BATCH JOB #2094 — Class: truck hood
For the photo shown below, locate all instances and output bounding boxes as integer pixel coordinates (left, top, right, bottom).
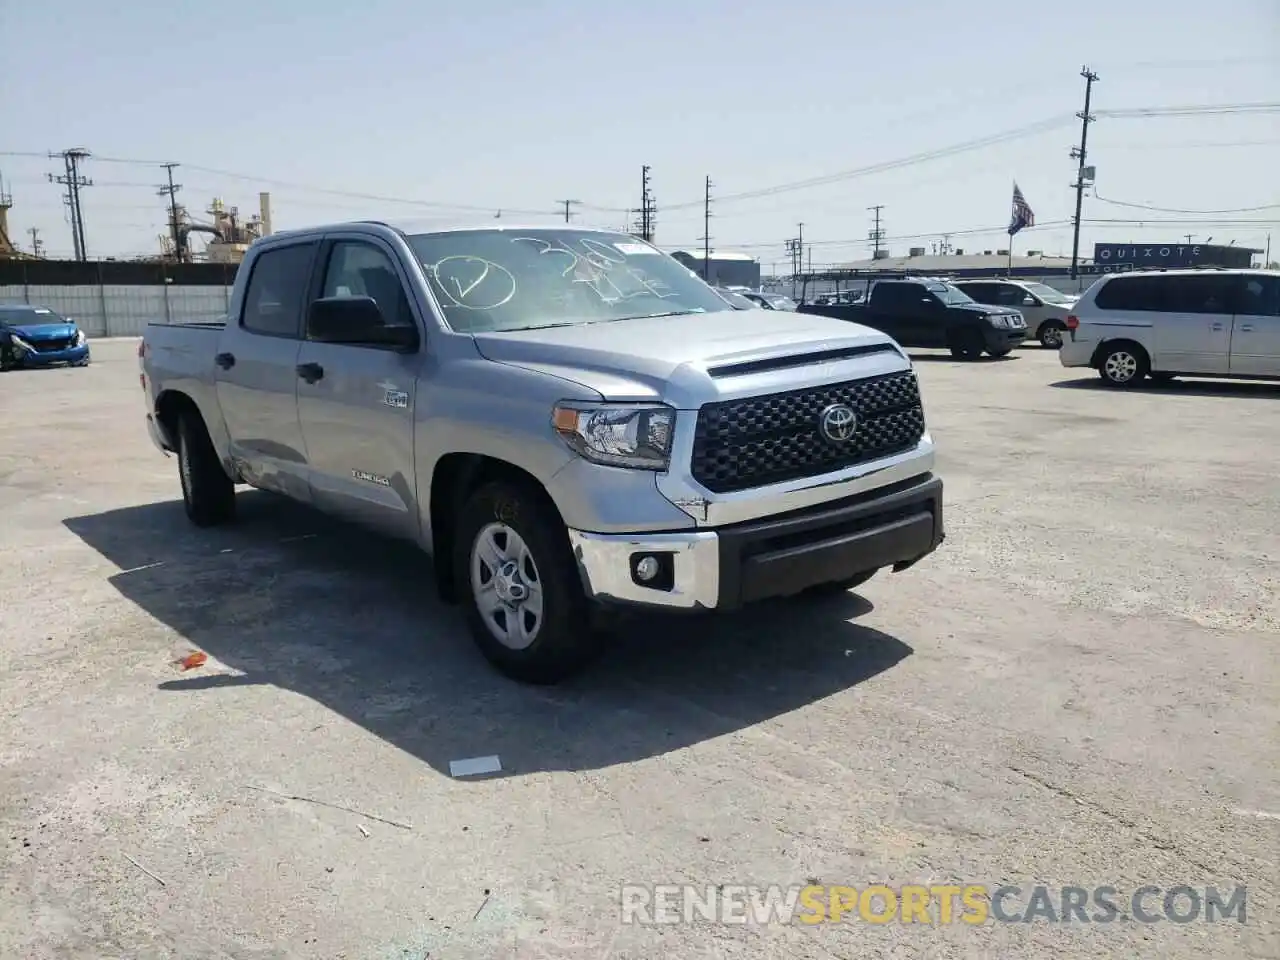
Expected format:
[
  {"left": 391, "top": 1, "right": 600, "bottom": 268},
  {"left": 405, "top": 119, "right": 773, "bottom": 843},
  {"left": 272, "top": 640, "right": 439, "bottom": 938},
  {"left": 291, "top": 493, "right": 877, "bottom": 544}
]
[
  {"left": 471, "top": 308, "right": 907, "bottom": 406},
  {"left": 951, "top": 302, "right": 1020, "bottom": 317},
  {"left": 6, "top": 321, "right": 77, "bottom": 339}
]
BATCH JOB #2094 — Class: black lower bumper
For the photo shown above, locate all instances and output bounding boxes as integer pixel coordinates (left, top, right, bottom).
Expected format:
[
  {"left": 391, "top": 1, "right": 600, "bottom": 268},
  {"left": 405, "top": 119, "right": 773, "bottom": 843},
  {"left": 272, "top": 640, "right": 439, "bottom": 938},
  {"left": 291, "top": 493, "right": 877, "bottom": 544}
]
[
  {"left": 983, "top": 327, "right": 1027, "bottom": 350},
  {"left": 715, "top": 473, "right": 944, "bottom": 609}
]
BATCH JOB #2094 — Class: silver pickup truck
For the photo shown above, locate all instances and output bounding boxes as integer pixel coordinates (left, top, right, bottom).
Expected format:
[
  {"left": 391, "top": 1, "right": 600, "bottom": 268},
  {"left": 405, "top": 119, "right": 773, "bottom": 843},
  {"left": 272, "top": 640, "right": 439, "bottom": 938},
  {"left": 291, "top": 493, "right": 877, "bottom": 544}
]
[{"left": 140, "top": 221, "right": 944, "bottom": 682}]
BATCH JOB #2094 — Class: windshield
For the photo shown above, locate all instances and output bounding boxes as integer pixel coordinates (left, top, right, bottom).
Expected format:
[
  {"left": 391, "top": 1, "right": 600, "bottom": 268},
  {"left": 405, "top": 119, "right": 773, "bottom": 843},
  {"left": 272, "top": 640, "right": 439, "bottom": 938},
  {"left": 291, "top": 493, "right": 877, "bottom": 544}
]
[
  {"left": 925, "top": 282, "right": 975, "bottom": 305},
  {"left": 0, "top": 306, "right": 64, "bottom": 326},
  {"left": 1020, "top": 282, "right": 1076, "bottom": 304},
  {"left": 405, "top": 229, "right": 734, "bottom": 332},
  {"left": 766, "top": 295, "right": 798, "bottom": 311},
  {"left": 715, "top": 288, "right": 756, "bottom": 310}
]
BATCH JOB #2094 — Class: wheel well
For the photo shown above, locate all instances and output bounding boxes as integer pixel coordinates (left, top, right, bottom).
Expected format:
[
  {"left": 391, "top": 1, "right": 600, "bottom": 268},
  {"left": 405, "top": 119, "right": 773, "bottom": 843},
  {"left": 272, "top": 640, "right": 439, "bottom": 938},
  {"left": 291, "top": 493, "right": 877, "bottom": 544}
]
[
  {"left": 155, "top": 390, "right": 201, "bottom": 450},
  {"left": 1090, "top": 338, "right": 1150, "bottom": 369},
  {"left": 429, "top": 453, "right": 566, "bottom": 603}
]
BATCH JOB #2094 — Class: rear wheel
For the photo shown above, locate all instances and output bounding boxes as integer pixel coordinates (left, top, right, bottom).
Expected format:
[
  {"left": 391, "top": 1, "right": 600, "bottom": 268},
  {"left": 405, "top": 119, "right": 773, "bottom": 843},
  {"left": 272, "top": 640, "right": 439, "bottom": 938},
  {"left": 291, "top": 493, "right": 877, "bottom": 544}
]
[
  {"left": 1097, "top": 342, "right": 1149, "bottom": 388},
  {"left": 455, "top": 480, "right": 598, "bottom": 684},
  {"left": 1038, "top": 321, "right": 1066, "bottom": 349},
  {"left": 177, "top": 411, "right": 236, "bottom": 526}
]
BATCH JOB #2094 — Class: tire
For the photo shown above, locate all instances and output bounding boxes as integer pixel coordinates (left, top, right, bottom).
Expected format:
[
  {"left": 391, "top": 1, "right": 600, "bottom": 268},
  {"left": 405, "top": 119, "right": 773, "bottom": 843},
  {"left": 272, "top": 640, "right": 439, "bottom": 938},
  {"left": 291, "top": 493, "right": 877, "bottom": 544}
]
[
  {"left": 801, "top": 567, "right": 879, "bottom": 596},
  {"left": 177, "top": 410, "right": 236, "bottom": 527},
  {"left": 1097, "top": 342, "right": 1150, "bottom": 388},
  {"left": 948, "top": 329, "right": 985, "bottom": 361},
  {"left": 454, "top": 479, "right": 597, "bottom": 684},
  {"left": 987, "top": 347, "right": 1012, "bottom": 358},
  {"left": 1038, "top": 321, "right": 1066, "bottom": 349}
]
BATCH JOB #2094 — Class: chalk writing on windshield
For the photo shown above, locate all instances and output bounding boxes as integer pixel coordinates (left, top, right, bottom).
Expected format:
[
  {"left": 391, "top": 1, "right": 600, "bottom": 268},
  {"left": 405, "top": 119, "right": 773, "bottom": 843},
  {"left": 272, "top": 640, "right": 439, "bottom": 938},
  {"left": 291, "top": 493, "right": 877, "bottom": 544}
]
[
  {"left": 429, "top": 256, "right": 517, "bottom": 310},
  {"left": 510, "top": 236, "right": 677, "bottom": 304}
]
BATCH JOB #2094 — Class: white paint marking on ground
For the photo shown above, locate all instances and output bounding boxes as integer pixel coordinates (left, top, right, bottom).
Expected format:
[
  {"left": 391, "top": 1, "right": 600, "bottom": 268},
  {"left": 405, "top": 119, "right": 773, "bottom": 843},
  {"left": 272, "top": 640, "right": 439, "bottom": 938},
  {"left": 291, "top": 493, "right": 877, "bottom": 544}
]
[
  {"left": 118, "top": 561, "right": 165, "bottom": 574},
  {"left": 449, "top": 755, "right": 502, "bottom": 778},
  {"left": 1233, "top": 808, "right": 1280, "bottom": 821}
]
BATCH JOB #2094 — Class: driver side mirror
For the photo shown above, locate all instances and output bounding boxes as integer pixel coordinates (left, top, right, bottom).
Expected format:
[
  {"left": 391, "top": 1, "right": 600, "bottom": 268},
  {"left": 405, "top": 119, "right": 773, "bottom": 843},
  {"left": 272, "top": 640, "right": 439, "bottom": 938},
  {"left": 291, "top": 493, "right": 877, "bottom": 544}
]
[{"left": 307, "top": 296, "right": 417, "bottom": 349}]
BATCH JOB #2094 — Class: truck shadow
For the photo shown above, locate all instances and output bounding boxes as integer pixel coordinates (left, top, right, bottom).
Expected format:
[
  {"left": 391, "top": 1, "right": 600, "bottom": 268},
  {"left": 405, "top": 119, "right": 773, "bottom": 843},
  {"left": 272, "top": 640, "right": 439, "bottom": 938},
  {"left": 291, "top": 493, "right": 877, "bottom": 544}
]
[
  {"left": 1049, "top": 376, "right": 1280, "bottom": 398},
  {"left": 63, "top": 491, "right": 913, "bottom": 780}
]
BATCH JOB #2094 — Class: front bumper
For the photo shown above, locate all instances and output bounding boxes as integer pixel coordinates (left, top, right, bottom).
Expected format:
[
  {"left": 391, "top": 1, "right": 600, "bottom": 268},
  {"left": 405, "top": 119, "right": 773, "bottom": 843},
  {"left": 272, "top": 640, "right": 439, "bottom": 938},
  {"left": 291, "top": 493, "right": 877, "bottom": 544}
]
[
  {"left": 567, "top": 472, "right": 943, "bottom": 610},
  {"left": 983, "top": 326, "right": 1027, "bottom": 350},
  {"left": 13, "top": 344, "right": 90, "bottom": 367}
]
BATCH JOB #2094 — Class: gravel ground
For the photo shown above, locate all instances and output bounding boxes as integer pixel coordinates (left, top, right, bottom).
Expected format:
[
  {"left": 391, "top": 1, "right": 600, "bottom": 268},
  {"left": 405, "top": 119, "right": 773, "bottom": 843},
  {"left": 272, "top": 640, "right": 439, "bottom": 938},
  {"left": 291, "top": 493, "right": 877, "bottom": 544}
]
[{"left": 1, "top": 338, "right": 1277, "bottom": 960}]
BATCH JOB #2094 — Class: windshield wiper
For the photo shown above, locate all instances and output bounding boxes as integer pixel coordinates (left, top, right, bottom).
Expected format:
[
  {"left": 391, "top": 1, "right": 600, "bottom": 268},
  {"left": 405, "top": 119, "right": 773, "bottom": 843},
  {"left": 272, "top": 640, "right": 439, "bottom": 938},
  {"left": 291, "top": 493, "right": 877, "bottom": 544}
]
[{"left": 617, "top": 310, "right": 705, "bottom": 322}]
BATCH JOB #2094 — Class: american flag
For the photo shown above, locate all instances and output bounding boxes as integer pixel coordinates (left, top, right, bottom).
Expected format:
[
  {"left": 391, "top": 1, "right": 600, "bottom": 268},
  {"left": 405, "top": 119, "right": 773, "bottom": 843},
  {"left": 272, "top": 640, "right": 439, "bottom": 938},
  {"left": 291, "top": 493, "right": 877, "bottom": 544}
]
[{"left": 1008, "top": 182, "right": 1035, "bottom": 236}]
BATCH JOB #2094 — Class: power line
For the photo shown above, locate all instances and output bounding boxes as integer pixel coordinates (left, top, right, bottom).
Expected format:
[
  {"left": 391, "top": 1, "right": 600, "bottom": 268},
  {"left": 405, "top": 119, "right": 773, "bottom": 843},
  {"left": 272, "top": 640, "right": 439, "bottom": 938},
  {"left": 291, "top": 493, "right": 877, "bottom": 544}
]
[
  {"left": 1091, "top": 191, "right": 1280, "bottom": 215},
  {"left": 1096, "top": 102, "right": 1280, "bottom": 118}
]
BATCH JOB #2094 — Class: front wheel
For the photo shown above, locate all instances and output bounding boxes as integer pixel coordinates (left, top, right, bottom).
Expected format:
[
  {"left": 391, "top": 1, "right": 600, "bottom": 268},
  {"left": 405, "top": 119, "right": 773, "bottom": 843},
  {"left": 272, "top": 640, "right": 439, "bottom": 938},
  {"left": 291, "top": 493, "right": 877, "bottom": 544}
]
[
  {"left": 455, "top": 480, "right": 598, "bottom": 684},
  {"left": 948, "top": 329, "right": 985, "bottom": 361},
  {"left": 1097, "top": 343, "right": 1149, "bottom": 388},
  {"left": 1038, "top": 321, "right": 1066, "bottom": 349}
]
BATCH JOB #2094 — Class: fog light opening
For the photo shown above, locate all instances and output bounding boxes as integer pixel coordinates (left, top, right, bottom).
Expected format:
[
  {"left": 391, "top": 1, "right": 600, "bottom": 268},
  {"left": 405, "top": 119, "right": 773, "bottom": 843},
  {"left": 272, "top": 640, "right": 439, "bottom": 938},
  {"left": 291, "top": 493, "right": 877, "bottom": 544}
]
[{"left": 629, "top": 551, "right": 675, "bottom": 591}]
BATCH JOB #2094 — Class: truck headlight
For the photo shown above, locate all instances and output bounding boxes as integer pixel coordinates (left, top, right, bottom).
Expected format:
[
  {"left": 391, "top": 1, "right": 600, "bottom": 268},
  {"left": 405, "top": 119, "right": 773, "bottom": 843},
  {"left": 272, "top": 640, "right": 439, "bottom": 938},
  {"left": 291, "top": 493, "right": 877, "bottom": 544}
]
[
  {"left": 10, "top": 335, "right": 33, "bottom": 353},
  {"left": 73, "top": 330, "right": 86, "bottom": 347},
  {"left": 987, "top": 314, "right": 1010, "bottom": 329},
  {"left": 552, "top": 402, "right": 675, "bottom": 470}
]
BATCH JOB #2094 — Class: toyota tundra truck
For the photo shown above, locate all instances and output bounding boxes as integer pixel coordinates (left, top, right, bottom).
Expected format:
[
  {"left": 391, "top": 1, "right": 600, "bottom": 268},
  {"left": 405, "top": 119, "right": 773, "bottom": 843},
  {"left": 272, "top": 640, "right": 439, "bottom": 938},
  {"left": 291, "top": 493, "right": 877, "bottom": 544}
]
[{"left": 139, "top": 222, "right": 945, "bottom": 683}]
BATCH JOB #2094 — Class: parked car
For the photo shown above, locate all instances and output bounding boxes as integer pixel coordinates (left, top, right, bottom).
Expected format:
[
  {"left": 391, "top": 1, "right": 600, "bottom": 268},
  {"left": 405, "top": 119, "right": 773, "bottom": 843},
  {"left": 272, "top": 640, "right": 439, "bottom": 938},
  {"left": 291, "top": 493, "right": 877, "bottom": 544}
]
[
  {"left": 744, "top": 292, "right": 800, "bottom": 311},
  {"left": 713, "top": 286, "right": 757, "bottom": 310},
  {"left": 139, "top": 222, "right": 945, "bottom": 683},
  {"left": 0, "top": 304, "right": 91, "bottom": 370},
  {"left": 799, "top": 278, "right": 1027, "bottom": 359},
  {"left": 952, "top": 278, "right": 1077, "bottom": 349},
  {"left": 1060, "top": 269, "right": 1280, "bottom": 387}
]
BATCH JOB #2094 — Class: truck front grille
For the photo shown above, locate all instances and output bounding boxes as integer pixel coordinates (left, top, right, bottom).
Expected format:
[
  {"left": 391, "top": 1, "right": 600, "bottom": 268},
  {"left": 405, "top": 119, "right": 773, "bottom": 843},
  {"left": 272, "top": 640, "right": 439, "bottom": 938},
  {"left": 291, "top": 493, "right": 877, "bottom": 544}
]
[
  {"left": 690, "top": 371, "right": 926, "bottom": 493},
  {"left": 32, "top": 337, "right": 73, "bottom": 352}
]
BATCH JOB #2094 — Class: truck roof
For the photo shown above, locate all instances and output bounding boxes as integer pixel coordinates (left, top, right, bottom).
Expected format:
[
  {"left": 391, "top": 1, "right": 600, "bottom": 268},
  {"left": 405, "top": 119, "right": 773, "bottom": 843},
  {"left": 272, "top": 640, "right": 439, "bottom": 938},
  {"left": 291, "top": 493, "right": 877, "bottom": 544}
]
[{"left": 259, "top": 219, "right": 635, "bottom": 245}]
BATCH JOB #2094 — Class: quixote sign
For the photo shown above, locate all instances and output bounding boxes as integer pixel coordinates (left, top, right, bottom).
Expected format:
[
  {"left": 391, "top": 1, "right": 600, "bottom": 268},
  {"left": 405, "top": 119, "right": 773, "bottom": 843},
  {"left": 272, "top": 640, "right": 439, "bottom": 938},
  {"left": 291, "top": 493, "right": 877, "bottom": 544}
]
[{"left": 1093, "top": 243, "right": 1204, "bottom": 268}]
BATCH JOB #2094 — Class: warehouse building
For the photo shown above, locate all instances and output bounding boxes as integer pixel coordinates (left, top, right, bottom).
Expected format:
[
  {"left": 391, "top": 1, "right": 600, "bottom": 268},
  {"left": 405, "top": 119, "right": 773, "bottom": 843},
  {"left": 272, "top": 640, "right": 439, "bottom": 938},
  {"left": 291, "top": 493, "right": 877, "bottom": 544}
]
[{"left": 669, "top": 249, "right": 761, "bottom": 288}]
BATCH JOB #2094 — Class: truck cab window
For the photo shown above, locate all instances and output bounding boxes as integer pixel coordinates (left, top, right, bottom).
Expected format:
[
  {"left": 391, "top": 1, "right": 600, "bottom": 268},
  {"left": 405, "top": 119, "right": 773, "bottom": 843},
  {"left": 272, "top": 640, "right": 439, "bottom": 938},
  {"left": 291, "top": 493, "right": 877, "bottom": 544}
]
[
  {"left": 322, "top": 241, "right": 414, "bottom": 328},
  {"left": 241, "top": 243, "right": 317, "bottom": 337}
]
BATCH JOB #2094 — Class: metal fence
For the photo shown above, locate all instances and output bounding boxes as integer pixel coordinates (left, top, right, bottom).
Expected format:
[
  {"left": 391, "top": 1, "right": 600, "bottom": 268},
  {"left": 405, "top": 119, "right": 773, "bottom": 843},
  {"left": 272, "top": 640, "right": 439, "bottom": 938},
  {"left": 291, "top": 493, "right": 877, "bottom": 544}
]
[{"left": 0, "top": 283, "right": 233, "bottom": 337}]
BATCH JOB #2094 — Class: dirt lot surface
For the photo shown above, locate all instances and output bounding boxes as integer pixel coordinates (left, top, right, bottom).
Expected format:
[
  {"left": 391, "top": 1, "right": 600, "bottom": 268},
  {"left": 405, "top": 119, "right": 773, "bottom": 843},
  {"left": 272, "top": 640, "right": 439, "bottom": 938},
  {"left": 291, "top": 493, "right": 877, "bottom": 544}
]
[{"left": 1, "top": 338, "right": 1277, "bottom": 959}]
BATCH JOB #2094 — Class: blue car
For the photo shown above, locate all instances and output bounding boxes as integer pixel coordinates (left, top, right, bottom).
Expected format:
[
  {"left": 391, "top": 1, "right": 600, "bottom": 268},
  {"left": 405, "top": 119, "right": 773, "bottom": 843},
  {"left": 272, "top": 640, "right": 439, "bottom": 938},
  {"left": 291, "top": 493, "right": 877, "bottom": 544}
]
[{"left": 0, "top": 304, "right": 91, "bottom": 370}]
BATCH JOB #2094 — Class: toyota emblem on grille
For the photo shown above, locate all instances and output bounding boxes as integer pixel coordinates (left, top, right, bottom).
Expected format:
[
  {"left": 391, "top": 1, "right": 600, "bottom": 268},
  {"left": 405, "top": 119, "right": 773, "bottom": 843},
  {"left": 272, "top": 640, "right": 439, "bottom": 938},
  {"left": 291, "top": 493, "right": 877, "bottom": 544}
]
[{"left": 819, "top": 403, "right": 858, "bottom": 443}]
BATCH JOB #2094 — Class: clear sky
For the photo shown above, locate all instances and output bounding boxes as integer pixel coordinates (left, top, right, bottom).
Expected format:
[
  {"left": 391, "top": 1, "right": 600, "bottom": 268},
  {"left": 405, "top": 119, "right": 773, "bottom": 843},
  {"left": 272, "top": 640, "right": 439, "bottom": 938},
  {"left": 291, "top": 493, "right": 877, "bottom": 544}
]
[{"left": 2, "top": 0, "right": 1278, "bottom": 266}]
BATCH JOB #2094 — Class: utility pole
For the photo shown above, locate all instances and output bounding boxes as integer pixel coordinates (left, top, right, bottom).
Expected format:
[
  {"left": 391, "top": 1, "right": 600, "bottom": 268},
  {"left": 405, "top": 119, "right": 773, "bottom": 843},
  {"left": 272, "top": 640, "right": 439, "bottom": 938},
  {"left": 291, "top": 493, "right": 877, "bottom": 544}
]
[
  {"left": 557, "top": 199, "right": 581, "bottom": 223},
  {"left": 27, "top": 227, "right": 43, "bottom": 258},
  {"left": 48, "top": 148, "right": 93, "bottom": 261},
  {"left": 1070, "top": 66, "right": 1099, "bottom": 279},
  {"left": 699, "top": 176, "right": 713, "bottom": 281},
  {"left": 158, "top": 162, "right": 184, "bottom": 261},
  {"left": 1184, "top": 234, "right": 1194, "bottom": 245},
  {"left": 633, "top": 165, "right": 657, "bottom": 242},
  {"left": 868, "top": 205, "right": 885, "bottom": 258}
]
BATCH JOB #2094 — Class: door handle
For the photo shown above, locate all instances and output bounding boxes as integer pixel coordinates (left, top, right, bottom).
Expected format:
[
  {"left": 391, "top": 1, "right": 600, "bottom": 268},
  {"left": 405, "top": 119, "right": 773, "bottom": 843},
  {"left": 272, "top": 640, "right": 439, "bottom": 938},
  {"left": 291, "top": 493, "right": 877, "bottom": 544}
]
[
  {"left": 1210, "top": 323, "right": 1224, "bottom": 331},
  {"left": 1239, "top": 324, "right": 1254, "bottom": 332},
  {"left": 214, "top": 352, "right": 236, "bottom": 369},
  {"left": 296, "top": 362, "right": 324, "bottom": 384}
]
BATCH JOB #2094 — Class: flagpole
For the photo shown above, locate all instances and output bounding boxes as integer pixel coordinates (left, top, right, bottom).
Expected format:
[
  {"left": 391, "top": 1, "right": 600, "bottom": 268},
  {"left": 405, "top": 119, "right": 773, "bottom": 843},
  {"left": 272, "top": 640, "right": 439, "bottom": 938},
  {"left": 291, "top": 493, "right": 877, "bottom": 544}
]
[{"left": 1007, "top": 241, "right": 1013, "bottom": 276}]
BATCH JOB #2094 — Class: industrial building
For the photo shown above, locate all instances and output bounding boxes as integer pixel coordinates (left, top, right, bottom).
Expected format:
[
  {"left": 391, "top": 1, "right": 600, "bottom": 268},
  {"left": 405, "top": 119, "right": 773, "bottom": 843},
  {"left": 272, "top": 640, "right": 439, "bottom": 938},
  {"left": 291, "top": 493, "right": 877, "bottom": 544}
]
[{"left": 668, "top": 249, "right": 761, "bottom": 288}]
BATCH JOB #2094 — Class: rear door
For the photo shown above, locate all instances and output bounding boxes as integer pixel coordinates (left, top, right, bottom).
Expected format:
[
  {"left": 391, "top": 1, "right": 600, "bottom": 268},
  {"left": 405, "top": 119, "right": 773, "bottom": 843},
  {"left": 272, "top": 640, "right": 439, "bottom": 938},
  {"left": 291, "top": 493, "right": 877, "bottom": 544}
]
[
  {"left": 213, "top": 241, "right": 318, "bottom": 501},
  {"left": 294, "top": 235, "right": 424, "bottom": 540},
  {"left": 1148, "top": 274, "right": 1236, "bottom": 374},
  {"left": 1229, "top": 274, "right": 1280, "bottom": 377}
]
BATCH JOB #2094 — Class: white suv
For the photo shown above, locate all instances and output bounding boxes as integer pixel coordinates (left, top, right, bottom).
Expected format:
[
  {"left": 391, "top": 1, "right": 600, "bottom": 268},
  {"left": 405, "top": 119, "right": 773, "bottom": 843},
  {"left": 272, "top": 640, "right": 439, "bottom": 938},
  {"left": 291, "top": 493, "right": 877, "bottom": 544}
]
[{"left": 1059, "top": 269, "right": 1280, "bottom": 387}]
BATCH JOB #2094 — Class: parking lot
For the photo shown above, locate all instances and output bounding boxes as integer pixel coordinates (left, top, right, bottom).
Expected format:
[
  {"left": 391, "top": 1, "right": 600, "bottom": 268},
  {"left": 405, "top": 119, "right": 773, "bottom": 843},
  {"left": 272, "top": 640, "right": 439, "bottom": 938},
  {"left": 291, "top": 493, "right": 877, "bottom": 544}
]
[{"left": 1, "top": 338, "right": 1277, "bottom": 959}]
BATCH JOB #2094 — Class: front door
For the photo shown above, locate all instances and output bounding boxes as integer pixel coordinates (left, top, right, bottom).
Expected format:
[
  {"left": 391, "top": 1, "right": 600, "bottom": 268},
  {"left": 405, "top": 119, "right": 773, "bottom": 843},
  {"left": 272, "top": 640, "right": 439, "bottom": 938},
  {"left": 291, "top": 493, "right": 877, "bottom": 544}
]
[
  {"left": 1150, "top": 273, "right": 1236, "bottom": 374},
  {"left": 213, "top": 240, "right": 318, "bottom": 501},
  {"left": 1229, "top": 274, "right": 1280, "bottom": 377},
  {"left": 295, "top": 237, "right": 424, "bottom": 541}
]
